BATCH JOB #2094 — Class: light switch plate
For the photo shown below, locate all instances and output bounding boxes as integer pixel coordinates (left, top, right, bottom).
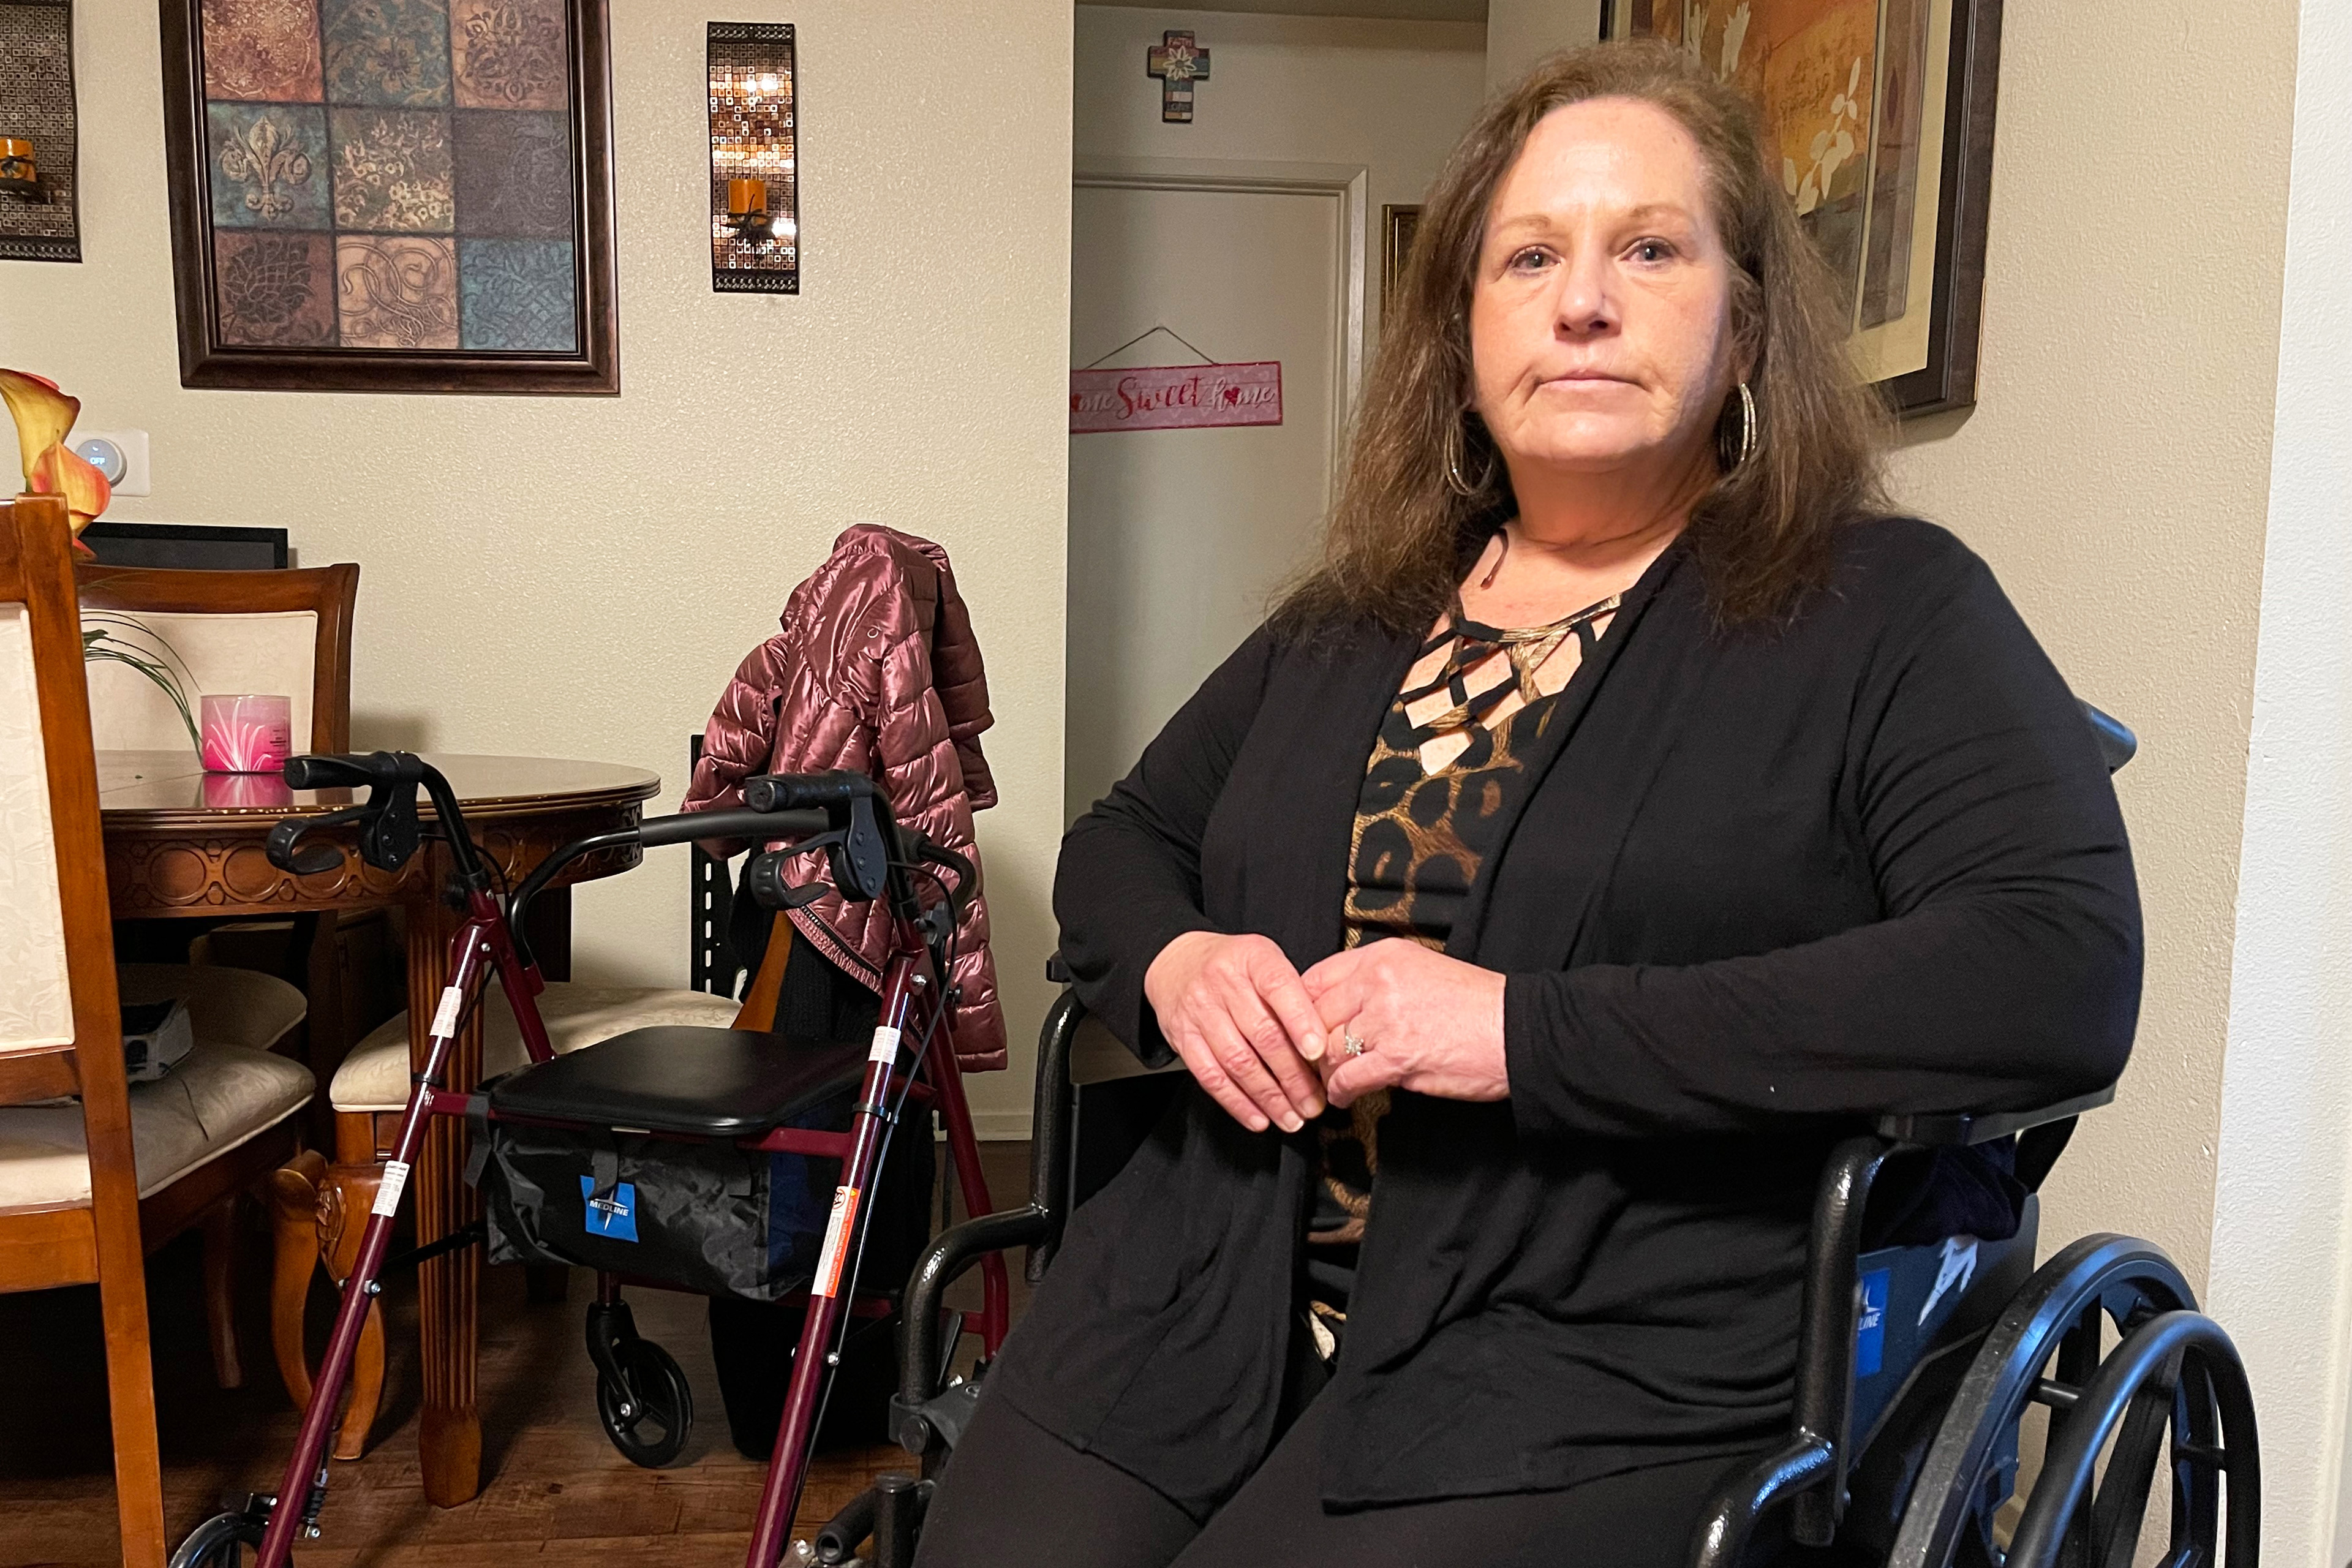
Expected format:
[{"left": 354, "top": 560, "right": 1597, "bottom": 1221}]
[{"left": 75, "top": 429, "right": 151, "bottom": 496}]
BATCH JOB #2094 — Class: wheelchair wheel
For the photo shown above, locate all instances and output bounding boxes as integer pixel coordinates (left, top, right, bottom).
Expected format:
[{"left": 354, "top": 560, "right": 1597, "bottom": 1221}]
[
  {"left": 1887, "top": 1232, "right": 2256, "bottom": 1568},
  {"left": 597, "top": 1337, "right": 694, "bottom": 1467},
  {"left": 168, "top": 1510, "right": 271, "bottom": 1568}
]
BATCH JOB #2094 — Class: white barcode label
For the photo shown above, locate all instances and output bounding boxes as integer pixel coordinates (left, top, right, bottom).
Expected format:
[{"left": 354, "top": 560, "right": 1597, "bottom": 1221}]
[
  {"left": 372, "top": 1160, "right": 410, "bottom": 1217},
  {"left": 428, "top": 985, "right": 464, "bottom": 1039},
  {"left": 812, "top": 1185, "right": 861, "bottom": 1298},
  {"left": 867, "top": 1025, "right": 902, "bottom": 1066}
]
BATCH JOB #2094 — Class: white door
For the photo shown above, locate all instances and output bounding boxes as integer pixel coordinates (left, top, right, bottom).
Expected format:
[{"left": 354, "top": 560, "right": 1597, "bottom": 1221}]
[{"left": 1066, "top": 173, "right": 1356, "bottom": 821}]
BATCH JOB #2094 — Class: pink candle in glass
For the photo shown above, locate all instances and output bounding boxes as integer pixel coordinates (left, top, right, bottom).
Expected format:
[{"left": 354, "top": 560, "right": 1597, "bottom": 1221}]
[{"left": 200, "top": 693, "right": 294, "bottom": 774}]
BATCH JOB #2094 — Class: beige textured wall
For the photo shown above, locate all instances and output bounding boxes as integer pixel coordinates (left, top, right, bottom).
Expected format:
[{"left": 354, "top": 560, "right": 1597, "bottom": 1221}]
[
  {"left": 1483, "top": 0, "right": 1603, "bottom": 89},
  {"left": 0, "top": 0, "right": 1074, "bottom": 1131},
  {"left": 1074, "top": 7, "right": 1488, "bottom": 210},
  {"left": 1883, "top": 0, "right": 2297, "bottom": 1288}
]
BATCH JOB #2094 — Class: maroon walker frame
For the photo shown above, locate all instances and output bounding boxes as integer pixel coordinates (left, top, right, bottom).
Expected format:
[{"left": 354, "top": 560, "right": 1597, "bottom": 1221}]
[{"left": 173, "top": 753, "right": 1008, "bottom": 1568}]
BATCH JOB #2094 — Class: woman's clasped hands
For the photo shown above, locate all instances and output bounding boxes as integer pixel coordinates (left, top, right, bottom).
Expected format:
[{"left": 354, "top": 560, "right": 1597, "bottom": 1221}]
[{"left": 1142, "top": 931, "right": 1512, "bottom": 1133}]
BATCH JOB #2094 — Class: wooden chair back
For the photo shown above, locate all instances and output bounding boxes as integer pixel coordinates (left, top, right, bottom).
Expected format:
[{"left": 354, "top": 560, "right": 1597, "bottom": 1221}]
[
  {"left": 0, "top": 496, "right": 165, "bottom": 1566},
  {"left": 75, "top": 559, "right": 360, "bottom": 752},
  {"left": 730, "top": 914, "right": 793, "bottom": 1035}
]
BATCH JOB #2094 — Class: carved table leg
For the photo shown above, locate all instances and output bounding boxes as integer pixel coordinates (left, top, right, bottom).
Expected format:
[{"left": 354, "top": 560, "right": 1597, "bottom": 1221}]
[{"left": 409, "top": 876, "right": 485, "bottom": 1506}]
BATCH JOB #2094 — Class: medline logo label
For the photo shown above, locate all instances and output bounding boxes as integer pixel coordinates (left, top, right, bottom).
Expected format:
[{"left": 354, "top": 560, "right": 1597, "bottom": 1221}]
[
  {"left": 581, "top": 1177, "right": 639, "bottom": 1242},
  {"left": 1855, "top": 1268, "right": 1890, "bottom": 1378}
]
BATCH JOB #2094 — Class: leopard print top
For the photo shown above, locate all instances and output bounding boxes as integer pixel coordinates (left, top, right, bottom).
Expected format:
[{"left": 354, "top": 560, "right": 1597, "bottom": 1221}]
[{"left": 1304, "top": 592, "right": 1621, "bottom": 1324}]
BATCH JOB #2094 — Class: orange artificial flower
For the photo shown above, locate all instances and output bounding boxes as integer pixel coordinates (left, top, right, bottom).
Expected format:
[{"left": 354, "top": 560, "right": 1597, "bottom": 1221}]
[
  {"left": 28, "top": 440, "right": 111, "bottom": 530},
  {"left": 0, "top": 368, "right": 77, "bottom": 481},
  {"left": 1, "top": 366, "right": 109, "bottom": 540}
]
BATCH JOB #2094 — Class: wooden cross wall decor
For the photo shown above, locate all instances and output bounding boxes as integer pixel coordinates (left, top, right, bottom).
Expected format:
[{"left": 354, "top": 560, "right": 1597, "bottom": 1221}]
[{"left": 1146, "top": 31, "right": 1210, "bottom": 123}]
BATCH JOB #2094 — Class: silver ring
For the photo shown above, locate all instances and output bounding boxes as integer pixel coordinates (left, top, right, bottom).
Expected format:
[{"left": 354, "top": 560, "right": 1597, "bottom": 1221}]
[{"left": 1342, "top": 1033, "right": 1366, "bottom": 1059}]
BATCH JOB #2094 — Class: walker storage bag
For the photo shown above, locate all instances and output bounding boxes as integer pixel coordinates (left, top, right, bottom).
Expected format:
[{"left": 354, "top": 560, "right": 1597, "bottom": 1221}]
[{"left": 470, "top": 1116, "right": 848, "bottom": 1302}]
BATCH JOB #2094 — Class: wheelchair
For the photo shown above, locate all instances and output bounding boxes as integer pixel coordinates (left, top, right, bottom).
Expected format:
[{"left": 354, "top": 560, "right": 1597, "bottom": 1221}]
[
  {"left": 170, "top": 755, "right": 1010, "bottom": 1568},
  {"left": 819, "top": 704, "right": 2262, "bottom": 1568}
]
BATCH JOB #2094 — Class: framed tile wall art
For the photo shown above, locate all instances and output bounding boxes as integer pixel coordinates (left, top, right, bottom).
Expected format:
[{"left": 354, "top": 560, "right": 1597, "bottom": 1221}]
[
  {"left": 1602, "top": 0, "right": 2001, "bottom": 417},
  {"left": 0, "top": 0, "right": 81, "bottom": 262},
  {"left": 159, "top": 0, "right": 619, "bottom": 393}
]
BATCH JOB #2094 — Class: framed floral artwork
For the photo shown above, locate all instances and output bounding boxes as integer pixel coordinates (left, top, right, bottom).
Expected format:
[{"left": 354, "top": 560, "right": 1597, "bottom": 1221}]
[
  {"left": 159, "top": 0, "right": 619, "bottom": 393},
  {"left": 1602, "top": 0, "right": 2000, "bottom": 417}
]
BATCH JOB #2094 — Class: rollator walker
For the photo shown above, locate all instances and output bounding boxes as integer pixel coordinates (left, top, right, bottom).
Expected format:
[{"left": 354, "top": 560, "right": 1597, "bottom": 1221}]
[
  {"left": 171, "top": 752, "right": 1010, "bottom": 1568},
  {"left": 817, "top": 704, "right": 2263, "bottom": 1568}
]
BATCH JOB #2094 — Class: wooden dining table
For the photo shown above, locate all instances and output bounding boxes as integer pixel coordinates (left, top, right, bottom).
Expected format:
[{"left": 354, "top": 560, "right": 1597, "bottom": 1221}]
[{"left": 96, "top": 749, "right": 662, "bottom": 1507}]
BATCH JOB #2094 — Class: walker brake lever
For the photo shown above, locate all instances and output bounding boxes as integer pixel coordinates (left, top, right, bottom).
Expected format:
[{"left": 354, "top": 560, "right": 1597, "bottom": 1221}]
[
  {"left": 266, "top": 805, "right": 369, "bottom": 876},
  {"left": 747, "top": 846, "right": 833, "bottom": 911}
]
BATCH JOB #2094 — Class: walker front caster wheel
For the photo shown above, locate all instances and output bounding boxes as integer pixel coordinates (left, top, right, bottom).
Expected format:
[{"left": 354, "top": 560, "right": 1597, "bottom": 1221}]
[
  {"left": 168, "top": 1504, "right": 273, "bottom": 1568},
  {"left": 597, "top": 1337, "right": 693, "bottom": 1466}
]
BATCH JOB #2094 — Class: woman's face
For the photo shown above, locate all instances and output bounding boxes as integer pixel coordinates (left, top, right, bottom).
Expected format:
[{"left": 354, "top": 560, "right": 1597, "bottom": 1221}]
[{"left": 1468, "top": 97, "right": 1741, "bottom": 488}]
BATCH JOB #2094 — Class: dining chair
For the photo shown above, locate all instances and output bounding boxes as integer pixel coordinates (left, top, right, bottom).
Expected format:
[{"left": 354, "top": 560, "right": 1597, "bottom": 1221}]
[
  {"left": 1, "top": 496, "right": 310, "bottom": 1567},
  {"left": 75, "top": 559, "right": 380, "bottom": 1091},
  {"left": 75, "top": 559, "right": 358, "bottom": 754},
  {"left": 2, "top": 499, "right": 318, "bottom": 1519}
]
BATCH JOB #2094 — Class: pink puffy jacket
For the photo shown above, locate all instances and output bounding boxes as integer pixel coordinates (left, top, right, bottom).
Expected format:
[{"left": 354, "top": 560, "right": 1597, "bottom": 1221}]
[{"left": 682, "top": 526, "right": 1005, "bottom": 1071}]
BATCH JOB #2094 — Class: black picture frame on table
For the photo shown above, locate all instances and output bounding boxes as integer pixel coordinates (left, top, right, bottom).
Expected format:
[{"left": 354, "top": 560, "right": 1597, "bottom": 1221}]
[
  {"left": 1600, "top": 0, "right": 2002, "bottom": 418},
  {"left": 80, "top": 521, "right": 290, "bottom": 570},
  {"left": 155, "top": 0, "right": 620, "bottom": 394}
]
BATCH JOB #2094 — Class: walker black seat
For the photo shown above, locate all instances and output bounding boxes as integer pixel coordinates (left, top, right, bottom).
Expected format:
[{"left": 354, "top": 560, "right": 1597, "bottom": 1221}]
[{"left": 487, "top": 1027, "right": 870, "bottom": 1139}]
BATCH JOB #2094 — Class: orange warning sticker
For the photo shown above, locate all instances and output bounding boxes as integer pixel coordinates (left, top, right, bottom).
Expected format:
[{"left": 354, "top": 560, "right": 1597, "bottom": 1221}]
[{"left": 812, "top": 1185, "right": 861, "bottom": 1298}]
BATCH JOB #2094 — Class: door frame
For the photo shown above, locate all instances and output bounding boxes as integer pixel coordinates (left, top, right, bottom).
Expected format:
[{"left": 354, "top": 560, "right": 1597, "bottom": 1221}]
[{"left": 1071, "top": 155, "right": 1371, "bottom": 461}]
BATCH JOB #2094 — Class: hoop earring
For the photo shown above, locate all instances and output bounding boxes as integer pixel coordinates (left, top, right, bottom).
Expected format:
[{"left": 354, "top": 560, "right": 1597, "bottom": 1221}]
[
  {"left": 1721, "top": 382, "right": 1758, "bottom": 472},
  {"left": 1444, "top": 418, "right": 1494, "bottom": 498}
]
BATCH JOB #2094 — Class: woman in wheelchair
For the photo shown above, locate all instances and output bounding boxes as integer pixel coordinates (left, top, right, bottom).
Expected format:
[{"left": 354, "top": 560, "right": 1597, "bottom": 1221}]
[{"left": 915, "top": 40, "right": 2144, "bottom": 1568}]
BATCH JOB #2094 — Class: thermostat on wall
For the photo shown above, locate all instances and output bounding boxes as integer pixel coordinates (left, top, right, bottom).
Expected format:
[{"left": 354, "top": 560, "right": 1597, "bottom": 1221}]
[{"left": 74, "top": 429, "right": 149, "bottom": 496}]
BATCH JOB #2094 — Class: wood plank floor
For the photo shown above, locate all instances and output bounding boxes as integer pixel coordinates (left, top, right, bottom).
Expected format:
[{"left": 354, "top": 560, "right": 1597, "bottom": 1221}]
[{"left": 0, "top": 1142, "right": 1031, "bottom": 1568}]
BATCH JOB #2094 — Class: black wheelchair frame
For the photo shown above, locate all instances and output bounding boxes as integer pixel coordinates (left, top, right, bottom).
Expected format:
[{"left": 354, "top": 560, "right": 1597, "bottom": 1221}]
[{"left": 814, "top": 703, "right": 2261, "bottom": 1568}]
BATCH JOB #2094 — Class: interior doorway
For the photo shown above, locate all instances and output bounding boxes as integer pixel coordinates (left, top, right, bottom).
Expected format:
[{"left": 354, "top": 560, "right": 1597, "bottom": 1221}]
[
  {"left": 1062, "top": 6, "right": 1489, "bottom": 821},
  {"left": 1064, "top": 160, "right": 1365, "bottom": 820}
]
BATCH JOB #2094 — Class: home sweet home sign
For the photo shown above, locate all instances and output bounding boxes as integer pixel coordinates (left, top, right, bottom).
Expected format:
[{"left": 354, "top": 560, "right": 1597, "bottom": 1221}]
[{"left": 1069, "top": 361, "right": 1283, "bottom": 434}]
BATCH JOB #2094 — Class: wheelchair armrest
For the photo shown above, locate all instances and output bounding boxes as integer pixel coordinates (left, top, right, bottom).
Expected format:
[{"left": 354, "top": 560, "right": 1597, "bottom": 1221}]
[
  {"left": 891, "top": 980, "right": 1085, "bottom": 1454},
  {"left": 895, "top": 1206, "right": 1054, "bottom": 1452},
  {"left": 1690, "top": 1438, "right": 1836, "bottom": 1568},
  {"left": 1873, "top": 1084, "right": 2116, "bottom": 1147}
]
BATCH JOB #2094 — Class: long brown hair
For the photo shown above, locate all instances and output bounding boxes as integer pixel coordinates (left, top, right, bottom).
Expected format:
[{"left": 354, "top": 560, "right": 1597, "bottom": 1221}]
[{"left": 1278, "top": 39, "right": 1888, "bottom": 634}]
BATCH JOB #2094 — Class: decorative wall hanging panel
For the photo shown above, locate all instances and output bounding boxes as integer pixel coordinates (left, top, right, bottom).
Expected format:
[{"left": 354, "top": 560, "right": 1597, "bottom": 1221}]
[
  {"left": 1145, "top": 30, "right": 1208, "bottom": 123},
  {"left": 159, "top": 0, "right": 618, "bottom": 392},
  {"left": 707, "top": 21, "right": 797, "bottom": 295},
  {"left": 1602, "top": 0, "right": 2000, "bottom": 417},
  {"left": 0, "top": 0, "right": 81, "bottom": 263},
  {"left": 1069, "top": 362, "right": 1282, "bottom": 434}
]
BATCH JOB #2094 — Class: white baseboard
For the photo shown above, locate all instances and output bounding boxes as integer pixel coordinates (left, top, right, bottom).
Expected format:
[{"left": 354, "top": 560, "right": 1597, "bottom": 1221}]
[{"left": 969, "top": 1109, "right": 1034, "bottom": 1142}]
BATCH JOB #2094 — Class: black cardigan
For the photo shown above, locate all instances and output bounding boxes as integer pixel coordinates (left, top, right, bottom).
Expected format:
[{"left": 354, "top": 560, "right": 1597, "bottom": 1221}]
[{"left": 987, "top": 517, "right": 2141, "bottom": 1517}]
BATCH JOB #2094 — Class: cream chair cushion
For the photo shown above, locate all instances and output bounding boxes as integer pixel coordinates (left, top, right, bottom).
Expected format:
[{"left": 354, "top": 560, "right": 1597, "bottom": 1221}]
[
  {"left": 0, "top": 1041, "right": 314, "bottom": 1210},
  {"left": 330, "top": 982, "right": 747, "bottom": 1114},
  {"left": 0, "top": 602, "right": 74, "bottom": 1056},
  {"left": 118, "top": 963, "right": 307, "bottom": 1054},
  {"left": 81, "top": 608, "right": 317, "bottom": 753}
]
